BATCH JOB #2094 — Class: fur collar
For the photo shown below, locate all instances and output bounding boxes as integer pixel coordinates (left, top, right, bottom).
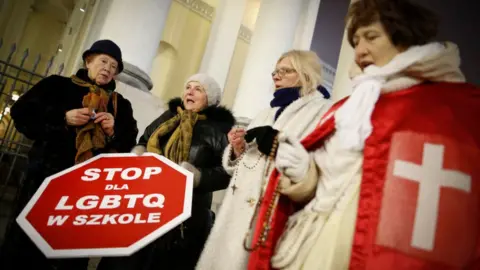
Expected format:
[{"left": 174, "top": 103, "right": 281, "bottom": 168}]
[{"left": 168, "top": 98, "right": 235, "bottom": 133}]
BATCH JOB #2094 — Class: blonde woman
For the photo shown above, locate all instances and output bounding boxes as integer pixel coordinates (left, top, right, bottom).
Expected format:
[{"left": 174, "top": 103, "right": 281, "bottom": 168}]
[{"left": 196, "top": 50, "right": 332, "bottom": 270}]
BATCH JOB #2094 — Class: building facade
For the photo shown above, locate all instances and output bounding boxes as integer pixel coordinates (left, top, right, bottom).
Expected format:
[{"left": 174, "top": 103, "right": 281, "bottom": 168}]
[{"left": 1, "top": 0, "right": 477, "bottom": 242}]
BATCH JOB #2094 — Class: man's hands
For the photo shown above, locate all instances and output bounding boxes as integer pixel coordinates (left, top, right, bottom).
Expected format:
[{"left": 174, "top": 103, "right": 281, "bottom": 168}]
[{"left": 244, "top": 126, "right": 279, "bottom": 156}]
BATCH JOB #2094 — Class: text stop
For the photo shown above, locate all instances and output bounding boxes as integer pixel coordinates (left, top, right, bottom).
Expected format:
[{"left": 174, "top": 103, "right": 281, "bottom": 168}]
[{"left": 81, "top": 167, "right": 162, "bottom": 181}]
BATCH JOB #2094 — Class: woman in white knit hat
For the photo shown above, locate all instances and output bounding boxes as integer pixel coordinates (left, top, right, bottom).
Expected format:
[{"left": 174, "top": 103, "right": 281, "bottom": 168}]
[{"left": 97, "top": 73, "right": 235, "bottom": 270}]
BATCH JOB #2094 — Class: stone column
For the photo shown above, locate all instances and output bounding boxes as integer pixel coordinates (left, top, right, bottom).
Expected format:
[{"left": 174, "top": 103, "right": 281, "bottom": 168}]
[
  {"left": 200, "top": 0, "right": 250, "bottom": 213},
  {"left": 232, "top": 0, "right": 304, "bottom": 120},
  {"left": 90, "top": 0, "right": 173, "bottom": 91},
  {"left": 199, "top": 0, "right": 248, "bottom": 89},
  {"left": 293, "top": 0, "right": 322, "bottom": 50},
  {"left": 332, "top": 0, "right": 355, "bottom": 101}
]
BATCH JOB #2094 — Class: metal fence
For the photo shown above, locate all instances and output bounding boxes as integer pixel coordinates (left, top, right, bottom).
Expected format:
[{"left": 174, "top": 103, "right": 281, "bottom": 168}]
[{"left": 0, "top": 38, "right": 63, "bottom": 244}]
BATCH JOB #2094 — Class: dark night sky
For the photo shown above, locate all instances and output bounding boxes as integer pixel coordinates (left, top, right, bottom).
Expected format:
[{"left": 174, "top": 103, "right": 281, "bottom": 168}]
[{"left": 310, "top": 0, "right": 479, "bottom": 85}]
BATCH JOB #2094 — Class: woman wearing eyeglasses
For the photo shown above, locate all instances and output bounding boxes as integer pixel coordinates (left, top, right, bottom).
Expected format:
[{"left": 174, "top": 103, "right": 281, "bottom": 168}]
[{"left": 196, "top": 50, "right": 332, "bottom": 270}]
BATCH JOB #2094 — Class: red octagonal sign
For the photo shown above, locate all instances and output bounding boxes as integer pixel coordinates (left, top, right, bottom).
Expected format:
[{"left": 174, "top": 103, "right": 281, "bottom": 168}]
[{"left": 16, "top": 153, "right": 193, "bottom": 258}]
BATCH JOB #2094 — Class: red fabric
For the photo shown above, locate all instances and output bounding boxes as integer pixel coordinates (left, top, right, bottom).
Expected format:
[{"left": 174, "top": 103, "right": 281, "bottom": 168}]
[
  {"left": 349, "top": 82, "right": 480, "bottom": 270},
  {"left": 248, "top": 82, "right": 480, "bottom": 270},
  {"left": 247, "top": 99, "right": 347, "bottom": 270}
]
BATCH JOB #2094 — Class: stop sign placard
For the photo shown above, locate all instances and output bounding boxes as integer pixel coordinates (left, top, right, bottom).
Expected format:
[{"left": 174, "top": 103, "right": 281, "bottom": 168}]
[{"left": 16, "top": 153, "right": 193, "bottom": 258}]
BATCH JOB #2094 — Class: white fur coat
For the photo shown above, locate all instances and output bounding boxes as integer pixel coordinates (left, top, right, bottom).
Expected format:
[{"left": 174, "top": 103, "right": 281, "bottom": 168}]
[{"left": 196, "top": 91, "right": 332, "bottom": 270}]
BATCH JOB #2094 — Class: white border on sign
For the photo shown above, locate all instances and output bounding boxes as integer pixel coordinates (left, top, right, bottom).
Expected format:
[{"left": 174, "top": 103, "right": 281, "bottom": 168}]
[{"left": 16, "top": 153, "right": 194, "bottom": 258}]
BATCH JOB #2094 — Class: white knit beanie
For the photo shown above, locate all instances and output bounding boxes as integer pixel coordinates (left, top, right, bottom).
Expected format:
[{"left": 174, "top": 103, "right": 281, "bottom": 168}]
[{"left": 185, "top": 73, "right": 222, "bottom": 107}]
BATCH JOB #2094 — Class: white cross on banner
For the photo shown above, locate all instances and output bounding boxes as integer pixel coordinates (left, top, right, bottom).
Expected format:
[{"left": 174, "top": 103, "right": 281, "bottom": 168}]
[
  {"left": 393, "top": 143, "right": 472, "bottom": 251},
  {"left": 377, "top": 132, "right": 479, "bottom": 267}
]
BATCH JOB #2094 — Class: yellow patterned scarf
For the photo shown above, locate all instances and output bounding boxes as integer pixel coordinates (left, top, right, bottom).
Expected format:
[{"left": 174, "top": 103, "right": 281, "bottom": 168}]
[
  {"left": 147, "top": 107, "right": 206, "bottom": 164},
  {"left": 71, "top": 75, "right": 110, "bottom": 164}
]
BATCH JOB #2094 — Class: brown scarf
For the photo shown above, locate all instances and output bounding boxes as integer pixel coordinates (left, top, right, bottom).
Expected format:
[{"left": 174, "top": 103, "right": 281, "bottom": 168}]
[
  {"left": 146, "top": 107, "right": 206, "bottom": 164},
  {"left": 71, "top": 75, "right": 110, "bottom": 164}
]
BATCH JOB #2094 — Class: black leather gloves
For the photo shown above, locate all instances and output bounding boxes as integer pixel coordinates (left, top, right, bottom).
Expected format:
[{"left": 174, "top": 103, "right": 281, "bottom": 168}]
[{"left": 245, "top": 126, "right": 279, "bottom": 156}]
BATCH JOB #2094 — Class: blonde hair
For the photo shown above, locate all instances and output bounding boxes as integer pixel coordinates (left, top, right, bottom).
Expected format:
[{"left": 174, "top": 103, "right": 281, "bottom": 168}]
[{"left": 277, "top": 50, "right": 323, "bottom": 96}]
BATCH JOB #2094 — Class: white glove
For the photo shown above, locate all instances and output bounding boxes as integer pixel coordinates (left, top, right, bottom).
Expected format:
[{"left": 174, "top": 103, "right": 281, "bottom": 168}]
[
  {"left": 131, "top": 145, "right": 146, "bottom": 155},
  {"left": 275, "top": 133, "right": 310, "bottom": 182},
  {"left": 180, "top": 161, "right": 201, "bottom": 187}
]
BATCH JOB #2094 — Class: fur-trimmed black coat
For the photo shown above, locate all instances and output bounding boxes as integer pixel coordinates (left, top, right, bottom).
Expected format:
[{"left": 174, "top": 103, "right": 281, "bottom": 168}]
[
  {"left": 98, "top": 98, "right": 235, "bottom": 270},
  {"left": 139, "top": 98, "right": 235, "bottom": 191},
  {"left": 139, "top": 98, "right": 234, "bottom": 228}
]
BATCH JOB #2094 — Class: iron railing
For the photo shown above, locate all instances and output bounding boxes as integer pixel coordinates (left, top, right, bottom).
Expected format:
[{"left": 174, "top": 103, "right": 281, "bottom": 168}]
[{"left": 0, "top": 38, "right": 63, "bottom": 244}]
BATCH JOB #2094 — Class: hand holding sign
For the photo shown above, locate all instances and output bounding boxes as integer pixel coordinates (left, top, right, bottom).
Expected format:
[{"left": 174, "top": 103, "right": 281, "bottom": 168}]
[{"left": 16, "top": 153, "right": 193, "bottom": 258}]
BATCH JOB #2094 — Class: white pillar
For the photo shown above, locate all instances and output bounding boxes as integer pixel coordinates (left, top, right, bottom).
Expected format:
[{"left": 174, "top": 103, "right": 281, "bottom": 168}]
[
  {"left": 293, "top": 0, "right": 322, "bottom": 50},
  {"left": 232, "top": 0, "right": 304, "bottom": 120},
  {"left": 206, "top": 0, "right": 247, "bottom": 212},
  {"left": 332, "top": 1, "right": 355, "bottom": 101},
  {"left": 96, "top": 0, "right": 172, "bottom": 75},
  {"left": 199, "top": 0, "right": 248, "bottom": 89},
  {"left": 78, "top": 0, "right": 172, "bottom": 91}
]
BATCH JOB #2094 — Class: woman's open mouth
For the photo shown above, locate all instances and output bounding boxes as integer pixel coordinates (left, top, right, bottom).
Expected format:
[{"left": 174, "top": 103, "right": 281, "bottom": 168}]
[{"left": 360, "top": 62, "right": 373, "bottom": 70}]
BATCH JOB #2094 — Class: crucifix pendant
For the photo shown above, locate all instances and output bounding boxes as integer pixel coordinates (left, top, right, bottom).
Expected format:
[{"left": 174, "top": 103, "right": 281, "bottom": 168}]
[{"left": 231, "top": 184, "right": 238, "bottom": 194}]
